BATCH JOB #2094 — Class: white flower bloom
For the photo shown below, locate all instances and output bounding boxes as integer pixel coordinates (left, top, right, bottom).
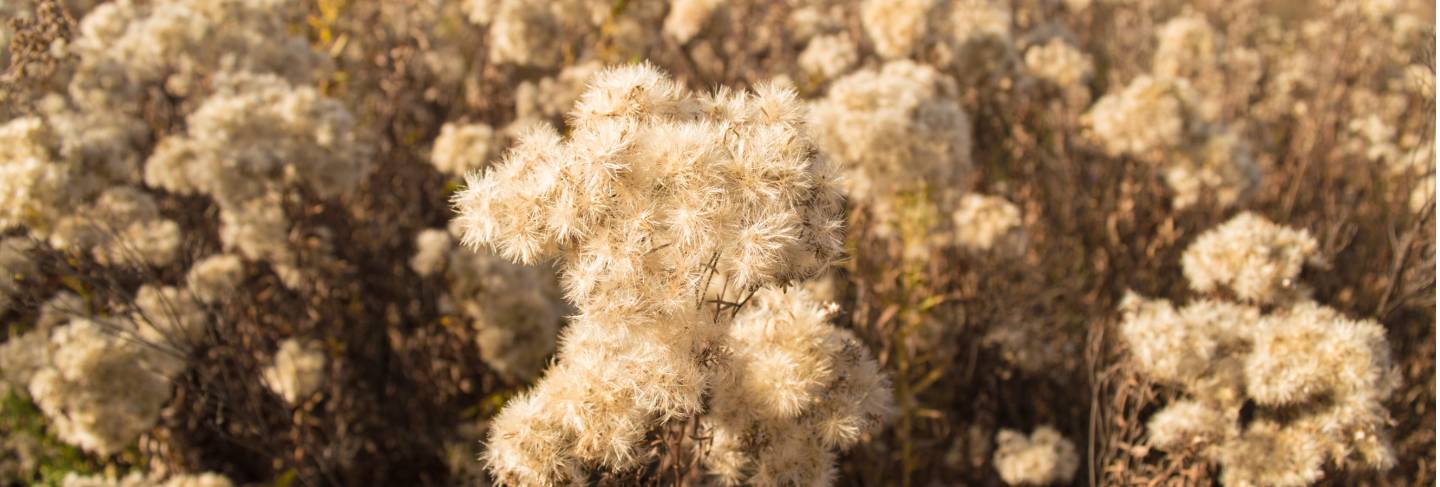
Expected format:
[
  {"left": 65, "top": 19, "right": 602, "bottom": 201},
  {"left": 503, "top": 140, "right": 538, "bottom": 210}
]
[
  {"left": 186, "top": 254, "right": 245, "bottom": 304},
  {"left": 29, "top": 318, "right": 176, "bottom": 455},
  {"left": 993, "top": 426, "right": 1079, "bottom": 486},
  {"left": 664, "top": 0, "right": 723, "bottom": 44},
  {"left": 1123, "top": 215, "right": 1397, "bottom": 485},
  {"left": 862, "top": 0, "right": 935, "bottom": 59},
  {"left": 1181, "top": 213, "right": 1320, "bottom": 304},
  {"left": 1086, "top": 75, "right": 1194, "bottom": 157},
  {"left": 457, "top": 63, "right": 847, "bottom": 485},
  {"left": 799, "top": 33, "right": 860, "bottom": 82},
  {"left": 809, "top": 60, "right": 973, "bottom": 228},
  {"left": 1024, "top": 38, "right": 1094, "bottom": 89},
  {"left": 262, "top": 338, "right": 327, "bottom": 405},
  {"left": 951, "top": 194, "right": 1025, "bottom": 252},
  {"left": 430, "top": 122, "right": 498, "bottom": 178},
  {"left": 703, "top": 287, "right": 892, "bottom": 486}
]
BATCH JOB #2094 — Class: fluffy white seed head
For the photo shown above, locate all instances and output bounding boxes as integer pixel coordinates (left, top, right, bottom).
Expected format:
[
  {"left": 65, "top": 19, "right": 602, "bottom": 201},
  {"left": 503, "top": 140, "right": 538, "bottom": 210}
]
[
  {"left": 1153, "top": 14, "right": 1219, "bottom": 82},
  {"left": 92, "top": 218, "right": 182, "bottom": 268},
  {"left": 861, "top": 0, "right": 935, "bottom": 59},
  {"left": 68, "top": 0, "right": 325, "bottom": 107},
  {"left": 481, "top": 390, "right": 585, "bottom": 487},
  {"left": 1125, "top": 294, "right": 1399, "bottom": 484},
  {"left": 1146, "top": 399, "right": 1234, "bottom": 451},
  {"left": 1, "top": 106, "right": 151, "bottom": 247},
  {"left": 217, "top": 193, "right": 295, "bottom": 283},
  {"left": 993, "top": 426, "right": 1079, "bottom": 486},
  {"left": 430, "top": 122, "right": 499, "bottom": 178},
  {"left": 1180, "top": 212, "right": 1321, "bottom": 305},
  {"left": 664, "top": 0, "right": 723, "bottom": 44},
  {"left": 703, "top": 287, "right": 893, "bottom": 486},
  {"left": 0, "top": 117, "right": 69, "bottom": 231},
  {"left": 943, "top": 0, "right": 1012, "bottom": 47},
  {"left": 28, "top": 318, "right": 176, "bottom": 455},
  {"left": 476, "top": 0, "right": 566, "bottom": 68},
  {"left": 787, "top": 2, "right": 845, "bottom": 44},
  {"left": 951, "top": 194, "right": 1025, "bottom": 253},
  {"left": 799, "top": 33, "right": 860, "bottom": 82},
  {"left": 0, "top": 328, "right": 50, "bottom": 393},
  {"left": 186, "top": 254, "right": 246, "bottom": 304},
  {"left": 1085, "top": 75, "right": 1196, "bottom": 157},
  {"left": 1217, "top": 421, "right": 1327, "bottom": 487},
  {"left": 444, "top": 235, "right": 562, "bottom": 382},
  {"left": 471, "top": 0, "right": 649, "bottom": 69},
  {"left": 262, "top": 338, "right": 327, "bottom": 405},
  {"left": 1245, "top": 302, "right": 1398, "bottom": 408},
  {"left": 145, "top": 72, "right": 369, "bottom": 208},
  {"left": 462, "top": 64, "right": 848, "bottom": 484},
  {"left": 456, "top": 62, "right": 844, "bottom": 313},
  {"left": 410, "top": 228, "right": 454, "bottom": 278},
  {"left": 1024, "top": 38, "right": 1094, "bottom": 89},
  {"left": 808, "top": 60, "right": 973, "bottom": 223},
  {"left": 514, "top": 61, "right": 603, "bottom": 126},
  {"left": 1124, "top": 214, "right": 1398, "bottom": 486}
]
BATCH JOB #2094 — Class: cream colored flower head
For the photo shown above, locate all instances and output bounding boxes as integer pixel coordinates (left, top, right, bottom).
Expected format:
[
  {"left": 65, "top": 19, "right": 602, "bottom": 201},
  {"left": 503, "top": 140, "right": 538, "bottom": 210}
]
[
  {"left": 993, "top": 426, "right": 1079, "bottom": 486},
  {"left": 454, "top": 62, "right": 845, "bottom": 317},
  {"left": 1181, "top": 212, "right": 1321, "bottom": 305},
  {"left": 262, "top": 337, "right": 327, "bottom": 405}
]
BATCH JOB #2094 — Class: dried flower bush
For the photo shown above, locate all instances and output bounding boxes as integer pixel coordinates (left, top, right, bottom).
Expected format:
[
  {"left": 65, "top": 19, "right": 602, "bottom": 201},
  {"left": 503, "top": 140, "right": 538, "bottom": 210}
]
[
  {"left": 0, "top": 0, "right": 1431, "bottom": 485},
  {"left": 1121, "top": 214, "right": 1400, "bottom": 486},
  {"left": 454, "top": 63, "right": 886, "bottom": 485}
]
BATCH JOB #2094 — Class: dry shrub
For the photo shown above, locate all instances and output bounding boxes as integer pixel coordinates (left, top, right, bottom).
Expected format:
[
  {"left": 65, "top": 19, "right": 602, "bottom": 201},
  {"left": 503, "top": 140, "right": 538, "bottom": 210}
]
[{"left": 0, "top": 0, "right": 1432, "bottom": 486}]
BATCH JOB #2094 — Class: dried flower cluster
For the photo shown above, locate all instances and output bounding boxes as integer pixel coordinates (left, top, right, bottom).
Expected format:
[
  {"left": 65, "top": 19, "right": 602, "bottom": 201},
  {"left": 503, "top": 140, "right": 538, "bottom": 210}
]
[
  {"left": 185, "top": 254, "right": 245, "bottom": 304},
  {"left": 1, "top": 0, "right": 362, "bottom": 282},
  {"left": 454, "top": 63, "right": 880, "bottom": 485},
  {"left": 0, "top": 0, "right": 355, "bottom": 470},
  {"left": 410, "top": 227, "right": 563, "bottom": 381},
  {"left": 1086, "top": 75, "right": 1195, "bottom": 158},
  {"left": 799, "top": 33, "right": 860, "bottom": 82},
  {"left": 1084, "top": 12, "right": 1264, "bottom": 210},
  {"left": 992, "top": 426, "right": 1079, "bottom": 486},
  {"left": 465, "top": 0, "right": 663, "bottom": 68},
  {"left": 808, "top": 60, "right": 973, "bottom": 233},
  {"left": 1121, "top": 213, "right": 1398, "bottom": 486},
  {"left": 513, "top": 61, "right": 604, "bottom": 128},
  {"left": 430, "top": 122, "right": 500, "bottom": 178},
  {"left": 857, "top": 0, "right": 1013, "bottom": 69},
  {"left": 1180, "top": 212, "right": 1322, "bottom": 305},
  {"left": 1, "top": 262, "right": 220, "bottom": 455},
  {"left": 861, "top": 0, "right": 934, "bottom": 60},
  {"left": 3, "top": 0, "right": 336, "bottom": 264},
  {"left": 26, "top": 318, "right": 182, "bottom": 454},
  {"left": 703, "top": 288, "right": 892, "bottom": 485},
  {"left": 0, "top": 116, "right": 158, "bottom": 259},
  {"left": 663, "top": 0, "right": 724, "bottom": 44},
  {"left": 146, "top": 72, "right": 369, "bottom": 286},
  {"left": 262, "top": 338, "right": 327, "bottom": 405},
  {"left": 951, "top": 194, "right": 1025, "bottom": 253},
  {"left": 1023, "top": 38, "right": 1094, "bottom": 91}
]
